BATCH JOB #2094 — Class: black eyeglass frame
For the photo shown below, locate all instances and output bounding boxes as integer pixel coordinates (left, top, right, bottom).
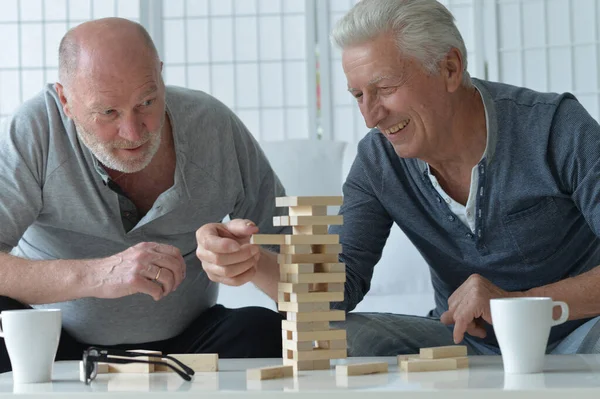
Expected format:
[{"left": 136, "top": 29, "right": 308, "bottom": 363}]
[{"left": 82, "top": 346, "right": 195, "bottom": 385}]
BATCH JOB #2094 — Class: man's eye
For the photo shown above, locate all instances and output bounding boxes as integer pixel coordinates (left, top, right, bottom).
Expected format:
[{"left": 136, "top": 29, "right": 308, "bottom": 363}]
[
  {"left": 142, "top": 99, "right": 155, "bottom": 106},
  {"left": 353, "top": 93, "right": 363, "bottom": 99},
  {"left": 379, "top": 87, "right": 396, "bottom": 94},
  {"left": 103, "top": 109, "right": 115, "bottom": 115}
]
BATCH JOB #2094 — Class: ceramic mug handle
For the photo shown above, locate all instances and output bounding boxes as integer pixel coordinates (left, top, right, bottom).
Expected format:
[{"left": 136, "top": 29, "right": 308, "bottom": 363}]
[{"left": 551, "top": 301, "right": 569, "bottom": 326}]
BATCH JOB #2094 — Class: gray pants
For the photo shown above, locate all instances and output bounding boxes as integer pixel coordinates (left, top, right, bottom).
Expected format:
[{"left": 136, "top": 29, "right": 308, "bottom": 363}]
[{"left": 336, "top": 313, "right": 600, "bottom": 356}]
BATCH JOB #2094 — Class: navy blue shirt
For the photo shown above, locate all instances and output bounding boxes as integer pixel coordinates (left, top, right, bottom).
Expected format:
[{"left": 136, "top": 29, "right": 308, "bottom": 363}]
[{"left": 332, "top": 78, "right": 600, "bottom": 347}]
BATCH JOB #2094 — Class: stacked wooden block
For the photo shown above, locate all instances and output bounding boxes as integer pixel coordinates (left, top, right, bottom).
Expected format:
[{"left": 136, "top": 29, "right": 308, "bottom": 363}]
[
  {"left": 251, "top": 196, "right": 347, "bottom": 374},
  {"left": 398, "top": 345, "right": 469, "bottom": 372}
]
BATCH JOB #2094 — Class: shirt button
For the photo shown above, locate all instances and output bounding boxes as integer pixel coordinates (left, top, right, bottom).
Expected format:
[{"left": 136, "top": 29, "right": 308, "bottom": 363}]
[
  {"left": 433, "top": 181, "right": 438, "bottom": 187},
  {"left": 467, "top": 211, "right": 471, "bottom": 217},
  {"left": 448, "top": 215, "right": 455, "bottom": 222},
  {"left": 445, "top": 197, "right": 451, "bottom": 204}
]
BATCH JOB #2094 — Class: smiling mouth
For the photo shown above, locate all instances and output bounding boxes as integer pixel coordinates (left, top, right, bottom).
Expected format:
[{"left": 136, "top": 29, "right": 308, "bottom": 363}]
[{"left": 381, "top": 119, "right": 410, "bottom": 135}]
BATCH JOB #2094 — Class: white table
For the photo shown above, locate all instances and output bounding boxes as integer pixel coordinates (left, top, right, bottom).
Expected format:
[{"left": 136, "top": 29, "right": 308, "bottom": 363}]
[{"left": 0, "top": 355, "right": 599, "bottom": 398}]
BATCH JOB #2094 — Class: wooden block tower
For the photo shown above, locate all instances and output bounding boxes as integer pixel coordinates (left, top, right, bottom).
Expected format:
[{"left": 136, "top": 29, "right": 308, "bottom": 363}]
[{"left": 250, "top": 196, "right": 347, "bottom": 373}]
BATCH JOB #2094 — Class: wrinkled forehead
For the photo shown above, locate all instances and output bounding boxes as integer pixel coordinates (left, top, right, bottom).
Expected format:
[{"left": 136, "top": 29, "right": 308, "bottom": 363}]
[{"left": 74, "top": 66, "right": 163, "bottom": 107}]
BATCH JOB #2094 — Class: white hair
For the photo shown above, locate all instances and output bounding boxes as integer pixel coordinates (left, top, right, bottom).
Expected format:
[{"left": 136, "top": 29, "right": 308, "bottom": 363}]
[{"left": 331, "top": 0, "right": 471, "bottom": 86}]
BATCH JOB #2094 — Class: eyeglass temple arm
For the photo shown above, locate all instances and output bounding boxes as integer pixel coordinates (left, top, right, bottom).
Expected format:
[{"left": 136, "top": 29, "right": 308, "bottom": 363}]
[
  {"left": 95, "top": 349, "right": 195, "bottom": 376},
  {"left": 93, "top": 355, "right": 193, "bottom": 381}
]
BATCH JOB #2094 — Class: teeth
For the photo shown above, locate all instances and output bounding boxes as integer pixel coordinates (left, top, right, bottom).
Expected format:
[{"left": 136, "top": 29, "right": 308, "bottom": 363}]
[{"left": 382, "top": 119, "right": 410, "bottom": 134}]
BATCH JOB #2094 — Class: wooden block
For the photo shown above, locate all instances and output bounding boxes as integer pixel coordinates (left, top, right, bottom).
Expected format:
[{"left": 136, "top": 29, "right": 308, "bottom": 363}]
[
  {"left": 293, "top": 225, "right": 328, "bottom": 235},
  {"left": 314, "top": 263, "right": 345, "bottom": 273},
  {"left": 250, "top": 234, "right": 339, "bottom": 245},
  {"left": 310, "top": 282, "right": 344, "bottom": 293},
  {"left": 278, "top": 301, "right": 330, "bottom": 312},
  {"left": 291, "top": 329, "right": 346, "bottom": 342},
  {"left": 280, "top": 264, "right": 315, "bottom": 274},
  {"left": 312, "top": 359, "right": 331, "bottom": 370},
  {"left": 283, "top": 358, "right": 313, "bottom": 371},
  {"left": 397, "top": 354, "right": 420, "bottom": 364},
  {"left": 286, "top": 216, "right": 343, "bottom": 226},
  {"left": 107, "top": 358, "right": 154, "bottom": 373},
  {"left": 287, "top": 310, "right": 346, "bottom": 322},
  {"left": 287, "top": 272, "right": 346, "bottom": 284},
  {"left": 250, "top": 234, "right": 285, "bottom": 245},
  {"left": 280, "top": 245, "right": 313, "bottom": 255},
  {"left": 315, "top": 339, "right": 347, "bottom": 350},
  {"left": 281, "top": 320, "right": 329, "bottom": 332},
  {"left": 278, "top": 253, "right": 339, "bottom": 264},
  {"left": 289, "top": 205, "right": 327, "bottom": 216},
  {"left": 285, "top": 234, "right": 339, "bottom": 245},
  {"left": 276, "top": 196, "right": 343, "bottom": 207},
  {"left": 293, "top": 348, "right": 347, "bottom": 361},
  {"left": 400, "top": 357, "right": 469, "bottom": 372},
  {"left": 419, "top": 345, "right": 467, "bottom": 359},
  {"left": 154, "top": 353, "right": 218, "bottom": 372},
  {"left": 246, "top": 365, "right": 293, "bottom": 381},
  {"left": 336, "top": 362, "right": 388, "bottom": 376},
  {"left": 310, "top": 244, "right": 343, "bottom": 254},
  {"left": 283, "top": 339, "right": 314, "bottom": 351},
  {"left": 278, "top": 282, "right": 310, "bottom": 293},
  {"left": 279, "top": 291, "right": 344, "bottom": 303},
  {"left": 273, "top": 216, "right": 290, "bottom": 226}
]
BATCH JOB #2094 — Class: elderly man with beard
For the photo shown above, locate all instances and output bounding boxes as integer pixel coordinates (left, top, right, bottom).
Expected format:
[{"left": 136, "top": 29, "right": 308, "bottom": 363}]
[{"left": 0, "top": 18, "right": 286, "bottom": 372}]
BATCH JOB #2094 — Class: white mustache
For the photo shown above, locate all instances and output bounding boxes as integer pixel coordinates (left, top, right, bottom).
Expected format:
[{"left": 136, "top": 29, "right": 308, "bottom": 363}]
[{"left": 111, "top": 136, "right": 152, "bottom": 149}]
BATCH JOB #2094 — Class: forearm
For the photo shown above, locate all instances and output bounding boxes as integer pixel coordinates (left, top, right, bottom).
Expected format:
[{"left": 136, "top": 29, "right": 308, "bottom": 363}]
[
  {"left": 251, "top": 248, "right": 280, "bottom": 301},
  {"left": 524, "top": 264, "right": 600, "bottom": 320},
  {"left": 0, "top": 252, "right": 100, "bottom": 304}
]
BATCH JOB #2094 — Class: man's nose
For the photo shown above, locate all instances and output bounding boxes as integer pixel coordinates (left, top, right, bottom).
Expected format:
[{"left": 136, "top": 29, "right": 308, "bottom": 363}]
[
  {"left": 361, "top": 98, "right": 386, "bottom": 129},
  {"left": 118, "top": 113, "right": 144, "bottom": 142}
]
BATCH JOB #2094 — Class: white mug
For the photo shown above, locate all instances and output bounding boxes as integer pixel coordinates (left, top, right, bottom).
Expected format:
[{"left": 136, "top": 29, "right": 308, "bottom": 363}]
[
  {"left": 0, "top": 309, "right": 62, "bottom": 384},
  {"left": 490, "top": 297, "right": 568, "bottom": 374}
]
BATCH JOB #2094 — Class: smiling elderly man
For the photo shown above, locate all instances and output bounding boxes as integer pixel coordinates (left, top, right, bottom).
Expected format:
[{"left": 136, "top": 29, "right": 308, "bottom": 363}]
[
  {"left": 325, "top": 0, "right": 600, "bottom": 356},
  {"left": 196, "top": 0, "right": 600, "bottom": 357},
  {"left": 0, "top": 18, "right": 286, "bottom": 372}
]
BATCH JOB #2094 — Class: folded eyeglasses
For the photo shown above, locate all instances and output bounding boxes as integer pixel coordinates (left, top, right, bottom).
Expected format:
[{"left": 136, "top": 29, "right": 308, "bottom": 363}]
[{"left": 82, "top": 346, "right": 195, "bottom": 384}]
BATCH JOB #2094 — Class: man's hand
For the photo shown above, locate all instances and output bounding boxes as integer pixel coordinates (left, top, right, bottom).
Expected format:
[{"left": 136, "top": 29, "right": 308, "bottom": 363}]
[
  {"left": 440, "top": 274, "right": 524, "bottom": 344},
  {"left": 91, "top": 242, "right": 186, "bottom": 301},
  {"left": 195, "top": 219, "right": 261, "bottom": 286}
]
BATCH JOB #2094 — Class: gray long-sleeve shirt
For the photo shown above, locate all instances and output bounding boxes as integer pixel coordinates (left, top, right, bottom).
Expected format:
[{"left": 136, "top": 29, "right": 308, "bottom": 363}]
[
  {"left": 331, "top": 78, "right": 600, "bottom": 347},
  {"left": 0, "top": 84, "right": 286, "bottom": 345}
]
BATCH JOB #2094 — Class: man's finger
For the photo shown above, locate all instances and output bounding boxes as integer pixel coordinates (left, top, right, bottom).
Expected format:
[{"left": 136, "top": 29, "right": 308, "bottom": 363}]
[
  {"left": 466, "top": 321, "right": 487, "bottom": 339},
  {"left": 440, "top": 310, "right": 454, "bottom": 325},
  {"left": 207, "top": 244, "right": 259, "bottom": 266},
  {"left": 453, "top": 317, "right": 468, "bottom": 344},
  {"left": 203, "top": 255, "right": 258, "bottom": 279},
  {"left": 217, "top": 266, "right": 257, "bottom": 287},
  {"left": 226, "top": 219, "right": 259, "bottom": 238},
  {"left": 200, "top": 233, "right": 241, "bottom": 253}
]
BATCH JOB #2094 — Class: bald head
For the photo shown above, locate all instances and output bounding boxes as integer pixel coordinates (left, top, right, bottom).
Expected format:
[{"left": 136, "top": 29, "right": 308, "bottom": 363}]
[{"left": 58, "top": 18, "right": 160, "bottom": 91}]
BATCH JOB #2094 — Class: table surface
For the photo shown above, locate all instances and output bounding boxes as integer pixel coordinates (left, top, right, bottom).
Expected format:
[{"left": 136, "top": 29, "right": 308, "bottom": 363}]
[{"left": 0, "top": 355, "right": 599, "bottom": 398}]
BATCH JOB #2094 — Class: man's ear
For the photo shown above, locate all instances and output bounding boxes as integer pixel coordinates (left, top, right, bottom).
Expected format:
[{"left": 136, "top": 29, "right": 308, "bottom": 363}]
[
  {"left": 54, "top": 82, "right": 73, "bottom": 119},
  {"left": 442, "top": 48, "right": 464, "bottom": 93}
]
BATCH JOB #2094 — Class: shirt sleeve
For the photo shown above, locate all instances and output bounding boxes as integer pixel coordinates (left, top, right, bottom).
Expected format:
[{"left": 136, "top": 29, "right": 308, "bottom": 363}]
[
  {"left": 227, "top": 113, "right": 288, "bottom": 244},
  {"left": 0, "top": 98, "right": 47, "bottom": 252},
  {"left": 549, "top": 97, "right": 600, "bottom": 237},
  {"left": 330, "top": 142, "right": 394, "bottom": 312}
]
